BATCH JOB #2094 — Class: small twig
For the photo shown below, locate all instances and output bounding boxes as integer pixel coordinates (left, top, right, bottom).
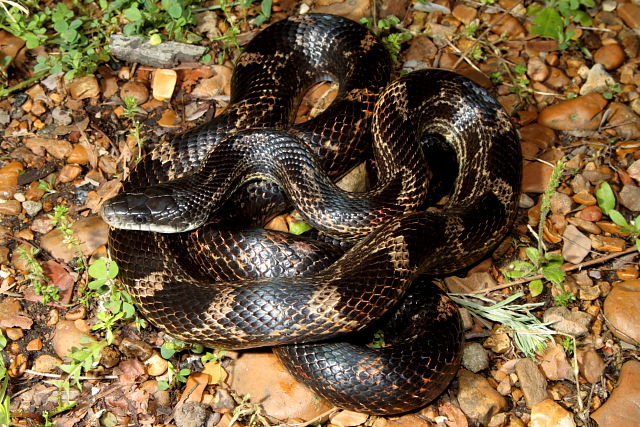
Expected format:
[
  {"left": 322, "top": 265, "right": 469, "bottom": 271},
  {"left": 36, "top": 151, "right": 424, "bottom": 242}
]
[
  {"left": 475, "top": 246, "right": 639, "bottom": 294},
  {"left": 23, "top": 369, "right": 119, "bottom": 381}
]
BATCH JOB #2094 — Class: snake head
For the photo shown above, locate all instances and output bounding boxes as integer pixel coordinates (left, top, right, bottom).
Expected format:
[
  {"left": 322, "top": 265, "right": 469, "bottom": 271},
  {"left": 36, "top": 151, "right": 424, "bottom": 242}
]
[{"left": 100, "top": 185, "right": 201, "bottom": 233}]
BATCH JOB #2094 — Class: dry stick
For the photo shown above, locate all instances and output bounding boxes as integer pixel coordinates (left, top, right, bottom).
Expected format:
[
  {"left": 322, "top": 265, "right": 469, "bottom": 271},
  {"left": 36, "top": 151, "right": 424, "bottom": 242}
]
[
  {"left": 452, "top": 0, "right": 524, "bottom": 71},
  {"left": 473, "top": 246, "right": 639, "bottom": 294}
]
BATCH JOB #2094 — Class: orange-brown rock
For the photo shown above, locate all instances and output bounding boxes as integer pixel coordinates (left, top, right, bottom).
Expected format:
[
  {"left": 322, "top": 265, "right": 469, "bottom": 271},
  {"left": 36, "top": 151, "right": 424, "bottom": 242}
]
[
  {"left": 593, "top": 44, "right": 625, "bottom": 70},
  {"left": 537, "top": 94, "right": 607, "bottom": 131},
  {"left": 603, "top": 280, "right": 640, "bottom": 344},
  {"left": 591, "top": 360, "right": 640, "bottom": 426}
]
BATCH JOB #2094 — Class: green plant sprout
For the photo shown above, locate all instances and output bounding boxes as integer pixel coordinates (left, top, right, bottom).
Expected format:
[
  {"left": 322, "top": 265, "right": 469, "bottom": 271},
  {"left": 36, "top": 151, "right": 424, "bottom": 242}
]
[
  {"left": 88, "top": 258, "right": 146, "bottom": 342},
  {"left": 37, "top": 174, "right": 57, "bottom": 198},
  {"left": 503, "top": 158, "right": 575, "bottom": 305},
  {"left": 17, "top": 246, "right": 60, "bottom": 304},
  {"left": 122, "top": 96, "right": 146, "bottom": 162},
  {"left": 528, "top": 0, "right": 594, "bottom": 54},
  {"left": 596, "top": 181, "right": 640, "bottom": 252},
  {"left": 158, "top": 361, "right": 190, "bottom": 390},
  {"left": 358, "top": 15, "right": 412, "bottom": 63}
]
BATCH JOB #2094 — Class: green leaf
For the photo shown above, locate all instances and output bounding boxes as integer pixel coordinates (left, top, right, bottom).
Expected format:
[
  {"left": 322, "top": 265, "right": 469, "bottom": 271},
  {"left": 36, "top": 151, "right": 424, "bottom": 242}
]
[
  {"left": 530, "top": 8, "right": 564, "bottom": 39},
  {"left": 543, "top": 253, "right": 564, "bottom": 268},
  {"left": 635, "top": 238, "right": 640, "bottom": 253},
  {"left": 525, "top": 247, "right": 540, "bottom": 264},
  {"left": 160, "top": 344, "right": 176, "bottom": 359},
  {"left": 541, "top": 266, "right": 565, "bottom": 285},
  {"left": 289, "top": 220, "right": 312, "bottom": 235},
  {"left": 608, "top": 209, "right": 628, "bottom": 228},
  {"left": 167, "top": 4, "right": 183, "bottom": 19},
  {"left": 124, "top": 7, "right": 143, "bottom": 22},
  {"left": 261, "top": 0, "right": 272, "bottom": 17},
  {"left": 149, "top": 33, "right": 163, "bottom": 45},
  {"left": 595, "top": 182, "right": 616, "bottom": 215},
  {"left": 529, "top": 279, "right": 544, "bottom": 297}
]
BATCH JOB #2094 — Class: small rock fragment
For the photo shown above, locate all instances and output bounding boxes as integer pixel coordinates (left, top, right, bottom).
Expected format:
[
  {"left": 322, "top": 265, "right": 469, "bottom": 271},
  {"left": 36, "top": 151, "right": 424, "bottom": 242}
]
[
  {"left": 603, "top": 280, "right": 640, "bottom": 344},
  {"left": 68, "top": 75, "right": 100, "bottom": 100},
  {"left": 515, "top": 358, "right": 550, "bottom": 408},
  {"left": 330, "top": 410, "right": 369, "bottom": 427},
  {"left": 530, "top": 399, "right": 576, "bottom": 427},
  {"left": 462, "top": 342, "right": 490, "bottom": 373},
  {"left": 576, "top": 347, "right": 604, "bottom": 384},
  {"left": 152, "top": 69, "right": 177, "bottom": 102},
  {"left": 543, "top": 306, "right": 592, "bottom": 336},
  {"left": 562, "top": 225, "right": 591, "bottom": 264},
  {"left": 457, "top": 369, "right": 509, "bottom": 425}
]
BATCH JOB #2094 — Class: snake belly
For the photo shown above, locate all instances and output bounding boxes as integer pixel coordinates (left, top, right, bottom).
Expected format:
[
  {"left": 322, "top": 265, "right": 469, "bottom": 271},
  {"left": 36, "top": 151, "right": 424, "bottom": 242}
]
[{"left": 103, "top": 13, "right": 522, "bottom": 415}]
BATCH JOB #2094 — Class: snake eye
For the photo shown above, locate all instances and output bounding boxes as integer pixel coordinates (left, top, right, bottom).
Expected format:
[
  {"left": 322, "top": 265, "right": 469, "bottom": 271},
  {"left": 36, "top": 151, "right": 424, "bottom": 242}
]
[{"left": 134, "top": 215, "right": 148, "bottom": 224}]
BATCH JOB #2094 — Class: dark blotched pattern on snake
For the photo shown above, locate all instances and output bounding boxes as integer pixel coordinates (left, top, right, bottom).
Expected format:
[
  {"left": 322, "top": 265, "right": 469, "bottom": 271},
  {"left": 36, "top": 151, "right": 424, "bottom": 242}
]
[{"left": 101, "top": 13, "right": 522, "bottom": 414}]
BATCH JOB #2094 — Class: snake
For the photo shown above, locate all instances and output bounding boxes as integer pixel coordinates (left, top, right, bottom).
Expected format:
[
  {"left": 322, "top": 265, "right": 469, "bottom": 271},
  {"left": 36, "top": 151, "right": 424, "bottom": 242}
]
[{"left": 101, "top": 14, "right": 522, "bottom": 415}]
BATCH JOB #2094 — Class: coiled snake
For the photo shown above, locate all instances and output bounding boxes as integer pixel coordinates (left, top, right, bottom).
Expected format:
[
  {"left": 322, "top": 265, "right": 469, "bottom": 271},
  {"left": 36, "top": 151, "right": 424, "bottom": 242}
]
[{"left": 101, "top": 14, "right": 521, "bottom": 415}]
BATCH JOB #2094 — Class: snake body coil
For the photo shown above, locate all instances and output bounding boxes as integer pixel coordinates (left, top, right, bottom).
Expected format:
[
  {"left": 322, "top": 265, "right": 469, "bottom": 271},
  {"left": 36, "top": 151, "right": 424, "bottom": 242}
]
[{"left": 102, "top": 14, "right": 521, "bottom": 415}]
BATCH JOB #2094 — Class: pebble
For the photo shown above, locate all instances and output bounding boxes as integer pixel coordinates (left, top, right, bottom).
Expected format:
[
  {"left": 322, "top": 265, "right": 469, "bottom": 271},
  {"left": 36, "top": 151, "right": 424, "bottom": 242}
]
[
  {"left": 530, "top": 399, "right": 576, "bottom": 427},
  {"left": 462, "top": 342, "right": 490, "bottom": 373},
  {"left": 120, "top": 80, "right": 149, "bottom": 104},
  {"left": 67, "top": 144, "right": 90, "bottom": 165},
  {"left": 603, "top": 279, "right": 640, "bottom": 344},
  {"left": 562, "top": 225, "right": 591, "bottom": 264},
  {"left": 567, "top": 217, "right": 600, "bottom": 234},
  {"left": 51, "top": 108, "right": 73, "bottom": 125},
  {"left": 33, "top": 354, "right": 62, "bottom": 374},
  {"left": 174, "top": 401, "right": 207, "bottom": 427},
  {"left": 40, "top": 216, "right": 109, "bottom": 262},
  {"left": 515, "top": 358, "right": 549, "bottom": 408},
  {"left": 5, "top": 327, "right": 23, "bottom": 340},
  {"left": 607, "top": 102, "right": 640, "bottom": 139},
  {"left": 0, "top": 161, "right": 23, "bottom": 198},
  {"left": 522, "top": 162, "right": 554, "bottom": 193},
  {"left": 590, "top": 235, "right": 626, "bottom": 252},
  {"left": 457, "top": 369, "right": 508, "bottom": 425},
  {"left": 538, "top": 343, "right": 572, "bottom": 381},
  {"left": 543, "top": 306, "right": 592, "bottom": 336},
  {"left": 578, "top": 205, "right": 602, "bottom": 221},
  {"left": 52, "top": 319, "right": 95, "bottom": 358},
  {"left": 591, "top": 360, "right": 640, "bottom": 426},
  {"left": 576, "top": 347, "right": 604, "bottom": 384},
  {"left": 119, "top": 337, "right": 154, "bottom": 360},
  {"left": 0, "top": 200, "right": 20, "bottom": 216},
  {"left": 452, "top": 4, "right": 477, "bottom": 25},
  {"left": 593, "top": 43, "right": 625, "bottom": 70},
  {"left": 21, "top": 201, "right": 42, "bottom": 217},
  {"left": 25, "top": 137, "right": 73, "bottom": 159},
  {"left": 144, "top": 351, "right": 169, "bottom": 376},
  {"left": 483, "top": 325, "right": 512, "bottom": 354},
  {"left": 549, "top": 192, "right": 574, "bottom": 215},
  {"left": 227, "top": 350, "right": 332, "bottom": 421},
  {"left": 618, "top": 3, "right": 640, "bottom": 30},
  {"left": 527, "top": 56, "right": 550, "bottom": 82},
  {"left": 68, "top": 75, "right": 100, "bottom": 99},
  {"left": 311, "top": 0, "right": 371, "bottom": 21},
  {"left": 537, "top": 93, "right": 607, "bottom": 131},
  {"left": 57, "top": 164, "right": 83, "bottom": 183},
  {"left": 580, "top": 64, "right": 616, "bottom": 95},
  {"left": 26, "top": 338, "right": 42, "bottom": 351},
  {"left": 330, "top": 410, "right": 369, "bottom": 427},
  {"left": 152, "top": 69, "right": 177, "bottom": 102},
  {"left": 618, "top": 184, "right": 640, "bottom": 211}
]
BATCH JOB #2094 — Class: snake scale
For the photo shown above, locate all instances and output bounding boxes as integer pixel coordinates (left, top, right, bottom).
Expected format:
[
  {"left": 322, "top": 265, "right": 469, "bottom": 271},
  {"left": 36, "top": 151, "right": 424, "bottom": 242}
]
[{"left": 101, "top": 14, "right": 522, "bottom": 415}]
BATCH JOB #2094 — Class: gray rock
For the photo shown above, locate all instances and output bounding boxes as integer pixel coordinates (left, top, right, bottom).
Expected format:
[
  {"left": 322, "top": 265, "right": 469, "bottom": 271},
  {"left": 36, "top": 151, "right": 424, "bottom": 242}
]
[
  {"left": 543, "top": 306, "right": 592, "bottom": 336},
  {"left": 462, "top": 342, "right": 490, "bottom": 372},
  {"left": 174, "top": 401, "right": 207, "bottom": 427},
  {"left": 22, "top": 201, "right": 42, "bottom": 217},
  {"left": 618, "top": 184, "right": 640, "bottom": 212},
  {"left": 579, "top": 64, "right": 616, "bottom": 95},
  {"left": 110, "top": 34, "right": 207, "bottom": 68},
  {"left": 562, "top": 225, "right": 591, "bottom": 264}
]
